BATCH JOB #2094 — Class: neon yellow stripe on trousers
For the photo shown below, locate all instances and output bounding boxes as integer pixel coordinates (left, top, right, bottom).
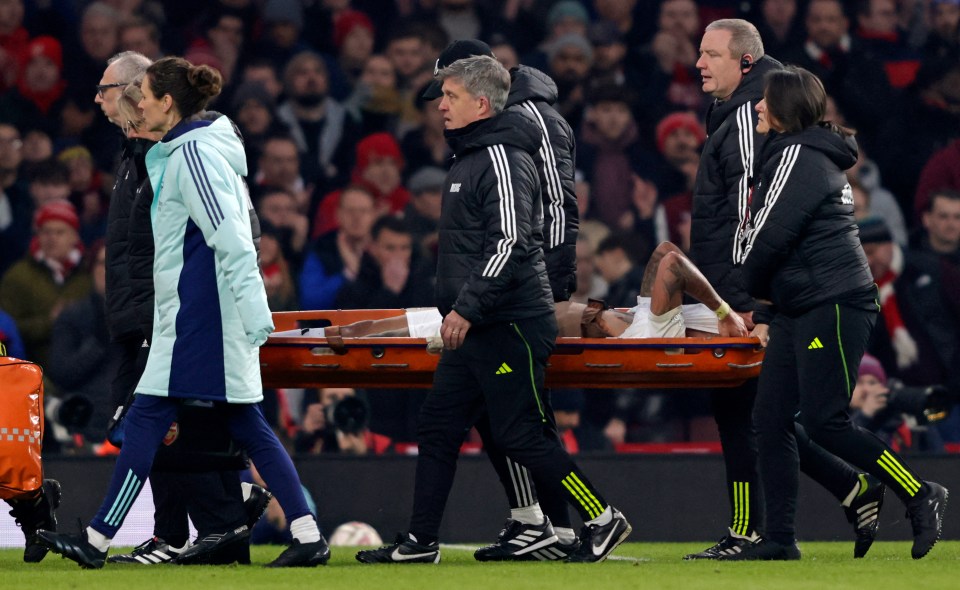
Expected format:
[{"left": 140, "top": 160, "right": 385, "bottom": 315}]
[
  {"left": 568, "top": 473, "right": 605, "bottom": 517},
  {"left": 878, "top": 451, "right": 921, "bottom": 496},
  {"left": 732, "top": 481, "right": 750, "bottom": 536},
  {"left": 562, "top": 477, "right": 600, "bottom": 519}
]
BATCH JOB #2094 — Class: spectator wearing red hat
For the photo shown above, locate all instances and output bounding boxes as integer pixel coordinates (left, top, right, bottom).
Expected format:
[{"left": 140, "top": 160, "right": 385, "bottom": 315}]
[
  {"left": 0, "top": 36, "right": 67, "bottom": 133},
  {"left": 334, "top": 10, "right": 375, "bottom": 85},
  {"left": 653, "top": 111, "right": 706, "bottom": 250},
  {"left": 311, "top": 132, "right": 410, "bottom": 238},
  {"left": 0, "top": 200, "right": 92, "bottom": 368}
]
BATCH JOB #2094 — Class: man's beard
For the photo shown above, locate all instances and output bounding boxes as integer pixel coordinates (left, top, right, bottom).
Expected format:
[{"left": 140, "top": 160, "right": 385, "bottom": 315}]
[{"left": 294, "top": 92, "right": 326, "bottom": 108}]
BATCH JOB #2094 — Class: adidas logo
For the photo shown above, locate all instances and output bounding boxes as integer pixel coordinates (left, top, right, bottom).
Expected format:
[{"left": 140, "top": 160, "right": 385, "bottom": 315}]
[
  {"left": 808, "top": 337, "right": 824, "bottom": 350},
  {"left": 495, "top": 362, "right": 513, "bottom": 375}
]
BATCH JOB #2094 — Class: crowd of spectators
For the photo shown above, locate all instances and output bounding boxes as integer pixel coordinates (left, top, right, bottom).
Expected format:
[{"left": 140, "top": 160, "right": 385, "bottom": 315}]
[{"left": 0, "top": 0, "right": 957, "bottom": 455}]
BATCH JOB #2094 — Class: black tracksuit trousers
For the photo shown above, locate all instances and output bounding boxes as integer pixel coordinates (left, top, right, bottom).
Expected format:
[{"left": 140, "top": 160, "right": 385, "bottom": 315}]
[
  {"left": 755, "top": 303, "right": 927, "bottom": 544},
  {"left": 409, "top": 313, "right": 605, "bottom": 541}
]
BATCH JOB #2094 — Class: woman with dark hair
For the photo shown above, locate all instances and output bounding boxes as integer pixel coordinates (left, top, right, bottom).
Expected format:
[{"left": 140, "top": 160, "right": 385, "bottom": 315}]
[
  {"left": 38, "top": 57, "right": 329, "bottom": 569},
  {"left": 725, "top": 66, "right": 948, "bottom": 561}
]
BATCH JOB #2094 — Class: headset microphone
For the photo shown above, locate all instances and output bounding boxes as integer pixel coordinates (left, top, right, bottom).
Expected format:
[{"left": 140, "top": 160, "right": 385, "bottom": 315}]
[{"left": 740, "top": 56, "right": 753, "bottom": 74}]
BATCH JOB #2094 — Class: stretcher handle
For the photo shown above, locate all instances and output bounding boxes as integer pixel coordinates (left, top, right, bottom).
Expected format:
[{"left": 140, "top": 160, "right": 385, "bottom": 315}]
[
  {"left": 585, "top": 363, "right": 623, "bottom": 368},
  {"left": 727, "top": 361, "right": 763, "bottom": 369},
  {"left": 655, "top": 363, "right": 695, "bottom": 368}
]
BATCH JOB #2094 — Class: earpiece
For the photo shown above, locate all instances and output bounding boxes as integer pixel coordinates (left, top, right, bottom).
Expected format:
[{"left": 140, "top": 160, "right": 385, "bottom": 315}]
[{"left": 740, "top": 56, "right": 753, "bottom": 74}]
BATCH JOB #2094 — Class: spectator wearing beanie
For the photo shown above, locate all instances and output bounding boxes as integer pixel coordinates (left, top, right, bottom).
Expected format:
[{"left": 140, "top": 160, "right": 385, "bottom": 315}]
[
  {"left": 334, "top": 9, "right": 375, "bottom": 84},
  {"left": 0, "top": 200, "right": 92, "bottom": 367},
  {"left": 312, "top": 132, "right": 410, "bottom": 238},
  {"left": 0, "top": 36, "right": 67, "bottom": 134},
  {"left": 652, "top": 111, "right": 706, "bottom": 248}
]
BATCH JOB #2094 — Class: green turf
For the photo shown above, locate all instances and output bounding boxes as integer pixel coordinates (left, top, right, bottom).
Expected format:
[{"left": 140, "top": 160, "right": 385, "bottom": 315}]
[{"left": 2, "top": 542, "right": 958, "bottom": 590}]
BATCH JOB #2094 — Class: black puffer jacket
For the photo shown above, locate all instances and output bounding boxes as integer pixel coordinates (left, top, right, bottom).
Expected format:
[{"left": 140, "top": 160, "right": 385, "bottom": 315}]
[
  {"left": 691, "top": 55, "right": 783, "bottom": 314},
  {"left": 507, "top": 65, "right": 579, "bottom": 302},
  {"left": 437, "top": 110, "right": 553, "bottom": 324},
  {"left": 105, "top": 137, "right": 153, "bottom": 341},
  {"left": 739, "top": 125, "right": 874, "bottom": 315}
]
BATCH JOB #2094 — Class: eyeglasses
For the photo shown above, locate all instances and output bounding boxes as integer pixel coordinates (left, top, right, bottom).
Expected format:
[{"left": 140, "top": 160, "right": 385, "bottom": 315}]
[{"left": 96, "top": 82, "right": 127, "bottom": 99}]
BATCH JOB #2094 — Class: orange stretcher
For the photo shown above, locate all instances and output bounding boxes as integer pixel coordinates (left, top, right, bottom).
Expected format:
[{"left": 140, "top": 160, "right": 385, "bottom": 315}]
[{"left": 261, "top": 310, "right": 764, "bottom": 390}]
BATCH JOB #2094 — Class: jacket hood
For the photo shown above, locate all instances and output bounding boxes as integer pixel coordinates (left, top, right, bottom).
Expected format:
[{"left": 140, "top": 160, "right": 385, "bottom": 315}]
[
  {"left": 444, "top": 110, "right": 542, "bottom": 156},
  {"left": 506, "top": 65, "right": 558, "bottom": 107},
  {"left": 706, "top": 55, "right": 783, "bottom": 135},
  {"left": 765, "top": 124, "right": 859, "bottom": 171},
  {"left": 150, "top": 113, "right": 248, "bottom": 177}
]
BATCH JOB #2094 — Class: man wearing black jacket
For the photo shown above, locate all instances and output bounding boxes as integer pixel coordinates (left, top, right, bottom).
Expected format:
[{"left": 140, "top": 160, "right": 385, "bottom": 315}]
[
  {"left": 687, "top": 19, "right": 885, "bottom": 559},
  {"left": 357, "top": 55, "right": 629, "bottom": 565},
  {"left": 418, "top": 40, "right": 583, "bottom": 561}
]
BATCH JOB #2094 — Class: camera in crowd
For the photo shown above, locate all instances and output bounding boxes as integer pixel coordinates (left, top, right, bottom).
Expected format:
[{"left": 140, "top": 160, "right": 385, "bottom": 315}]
[
  {"left": 885, "top": 378, "right": 960, "bottom": 424},
  {"left": 325, "top": 395, "right": 371, "bottom": 435}
]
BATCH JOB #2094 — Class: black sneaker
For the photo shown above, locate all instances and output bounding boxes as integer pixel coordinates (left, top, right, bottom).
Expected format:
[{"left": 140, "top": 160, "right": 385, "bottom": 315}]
[
  {"left": 716, "top": 537, "right": 801, "bottom": 561},
  {"left": 244, "top": 484, "right": 273, "bottom": 529},
  {"left": 108, "top": 536, "right": 189, "bottom": 564},
  {"left": 9, "top": 479, "right": 61, "bottom": 563},
  {"left": 844, "top": 474, "right": 885, "bottom": 558},
  {"left": 474, "top": 518, "right": 560, "bottom": 561},
  {"left": 907, "top": 481, "right": 948, "bottom": 560},
  {"left": 174, "top": 526, "right": 251, "bottom": 565},
  {"left": 566, "top": 508, "right": 632, "bottom": 563},
  {"left": 37, "top": 528, "right": 108, "bottom": 569},
  {"left": 683, "top": 528, "right": 761, "bottom": 560},
  {"left": 266, "top": 536, "right": 331, "bottom": 567},
  {"left": 356, "top": 534, "right": 440, "bottom": 564}
]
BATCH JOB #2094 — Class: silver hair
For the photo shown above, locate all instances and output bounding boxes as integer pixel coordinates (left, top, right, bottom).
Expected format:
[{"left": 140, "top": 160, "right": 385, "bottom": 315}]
[
  {"left": 107, "top": 51, "right": 152, "bottom": 85},
  {"left": 705, "top": 18, "right": 765, "bottom": 61},
  {"left": 437, "top": 55, "right": 510, "bottom": 113},
  {"left": 117, "top": 74, "right": 147, "bottom": 134}
]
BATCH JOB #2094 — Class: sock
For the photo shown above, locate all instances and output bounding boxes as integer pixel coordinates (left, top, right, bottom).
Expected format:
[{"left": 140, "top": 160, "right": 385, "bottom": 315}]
[
  {"left": 841, "top": 474, "right": 866, "bottom": 508},
  {"left": 86, "top": 527, "right": 112, "bottom": 552},
  {"left": 511, "top": 503, "right": 545, "bottom": 526},
  {"left": 586, "top": 506, "right": 612, "bottom": 526},
  {"left": 728, "top": 527, "right": 760, "bottom": 541},
  {"left": 555, "top": 527, "right": 576, "bottom": 544},
  {"left": 289, "top": 515, "right": 321, "bottom": 543},
  {"left": 408, "top": 531, "right": 438, "bottom": 546},
  {"left": 240, "top": 481, "right": 253, "bottom": 502}
]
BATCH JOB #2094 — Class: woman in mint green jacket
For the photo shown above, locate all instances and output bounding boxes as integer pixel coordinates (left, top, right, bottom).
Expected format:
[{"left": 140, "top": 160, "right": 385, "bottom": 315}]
[{"left": 38, "top": 58, "right": 329, "bottom": 569}]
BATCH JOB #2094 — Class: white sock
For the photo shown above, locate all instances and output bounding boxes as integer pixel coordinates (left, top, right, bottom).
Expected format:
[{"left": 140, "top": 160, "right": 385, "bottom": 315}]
[
  {"left": 554, "top": 527, "right": 576, "bottom": 544},
  {"left": 290, "top": 515, "right": 321, "bottom": 543},
  {"left": 586, "top": 506, "right": 612, "bottom": 526},
  {"left": 85, "top": 527, "right": 111, "bottom": 552},
  {"left": 240, "top": 481, "right": 253, "bottom": 502},
  {"left": 511, "top": 503, "right": 545, "bottom": 525},
  {"left": 841, "top": 476, "right": 865, "bottom": 508}
]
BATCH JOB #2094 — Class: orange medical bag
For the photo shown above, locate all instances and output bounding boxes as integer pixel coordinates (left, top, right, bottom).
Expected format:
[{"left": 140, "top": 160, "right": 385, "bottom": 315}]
[{"left": 0, "top": 343, "right": 45, "bottom": 499}]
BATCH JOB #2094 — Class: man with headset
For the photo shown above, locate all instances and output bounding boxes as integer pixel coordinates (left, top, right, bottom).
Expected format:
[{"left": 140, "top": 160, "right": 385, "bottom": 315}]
[{"left": 687, "top": 18, "right": 886, "bottom": 560}]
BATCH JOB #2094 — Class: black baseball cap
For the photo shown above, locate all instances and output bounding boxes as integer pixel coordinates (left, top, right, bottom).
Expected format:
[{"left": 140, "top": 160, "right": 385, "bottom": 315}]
[{"left": 420, "top": 39, "right": 495, "bottom": 100}]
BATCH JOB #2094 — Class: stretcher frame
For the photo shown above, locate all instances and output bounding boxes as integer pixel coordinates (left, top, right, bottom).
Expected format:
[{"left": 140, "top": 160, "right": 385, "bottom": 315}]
[{"left": 261, "top": 310, "right": 764, "bottom": 389}]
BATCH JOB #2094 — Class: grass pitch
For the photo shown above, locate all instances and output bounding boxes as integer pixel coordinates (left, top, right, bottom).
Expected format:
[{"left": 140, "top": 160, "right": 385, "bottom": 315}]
[{"left": 3, "top": 541, "right": 958, "bottom": 590}]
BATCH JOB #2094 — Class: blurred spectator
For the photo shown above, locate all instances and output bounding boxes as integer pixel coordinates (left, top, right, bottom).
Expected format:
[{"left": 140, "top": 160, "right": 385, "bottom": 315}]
[
  {"left": 0, "top": 200, "right": 92, "bottom": 368},
  {"left": 860, "top": 218, "right": 960, "bottom": 400},
  {"left": 18, "top": 128, "right": 53, "bottom": 176},
  {"left": 489, "top": 36, "right": 519, "bottom": 70},
  {"left": 873, "top": 57, "right": 960, "bottom": 209},
  {"left": 0, "top": 159, "right": 73, "bottom": 270},
  {"left": 230, "top": 81, "right": 287, "bottom": 178},
  {"left": 402, "top": 165, "right": 445, "bottom": 266},
  {"left": 419, "top": 0, "right": 510, "bottom": 49},
  {"left": 572, "top": 169, "right": 611, "bottom": 252},
  {"left": 594, "top": 0, "right": 650, "bottom": 49},
  {"left": 335, "top": 215, "right": 434, "bottom": 310},
  {"left": 186, "top": 10, "right": 247, "bottom": 87},
  {"left": 240, "top": 57, "right": 284, "bottom": 101},
  {"left": 255, "top": 0, "right": 311, "bottom": 71},
  {"left": 399, "top": 82, "right": 450, "bottom": 176},
  {"left": 259, "top": 219, "right": 298, "bottom": 312},
  {"left": 0, "top": 122, "right": 29, "bottom": 276},
  {"left": 58, "top": 146, "right": 107, "bottom": 245},
  {"left": 652, "top": 111, "right": 705, "bottom": 200},
  {"left": 753, "top": 0, "right": 805, "bottom": 58},
  {"left": 570, "top": 236, "right": 607, "bottom": 303},
  {"left": 783, "top": 0, "right": 894, "bottom": 150},
  {"left": 384, "top": 23, "right": 432, "bottom": 96},
  {"left": 313, "top": 132, "right": 409, "bottom": 238},
  {"left": 298, "top": 184, "right": 377, "bottom": 310},
  {"left": 0, "top": 0, "right": 28, "bottom": 92},
  {"left": 295, "top": 388, "right": 392, "bottom": 455},
  {"left": 577, "top": 84, "right": 656, "bottom": 231},
  {"left": 275, "top": 50, "right": 360, "bottom": 196},
  {"left": 914, "top": 138, "right": 960, "bottom": 223},
  {"left": 255, "top": 185, "right": 309, "bottom": 273},
  {"left": 254, "top": 135, "right": 313, "bottom": 217},
  {"left": 594, "top": 233, "right": 645, "bottom": 307},
  {"left": 924, "top": 0, "right": 960, "bottom": 59},
  {"left": 118, "top": 16, "right": 163, "bottom": 61},
  {"left": 345, "top": 54, "right": 404, "bottom": 137},
  {"left": 544, "top": 32, "right": 593, "bottom": 131},
  {"left": 588, "top": 20, "right": 628, "bottom": 90},
  {"left": 520, "top": 0, "right": 590, "bottom": 73},
  {"left": 0, "top": 304, "right": 25, "bottom": 358},
  {"left": 333, "top": 9, "right": 375, "bottom": 88},
  {"left": 914, "top": 189, "right": 960, "bottom": 266},
  {"left": 64, "top": 2, "right": 121, "bottom": 95},
  {"left": 0, "top": 36, "right": 67, "bottom": 135},
  {"left": 46, "top": 241, "right": 117, "bottom": 446},
  {"left": 855, "top": 0, "right": 923, "bottom": 88}
]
